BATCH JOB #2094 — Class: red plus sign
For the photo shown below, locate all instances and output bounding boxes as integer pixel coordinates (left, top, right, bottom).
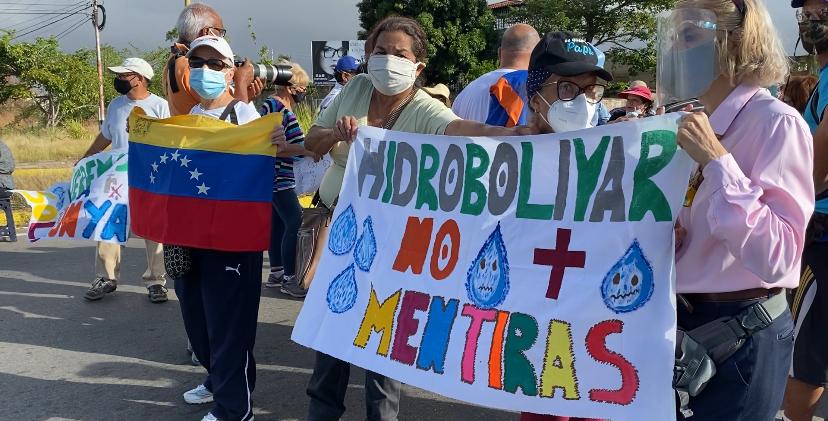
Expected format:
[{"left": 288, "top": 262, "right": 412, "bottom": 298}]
[{"left": 533, "top": 228, "right": 586, "bottom": 300}]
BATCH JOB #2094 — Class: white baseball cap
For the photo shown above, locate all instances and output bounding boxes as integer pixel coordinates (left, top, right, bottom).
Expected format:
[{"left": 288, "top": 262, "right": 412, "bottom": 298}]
[
  {"left": 187, "top": 35, "right": 234, "bottom": 65},
  {"left": 108, "top": 57, "right": 155, "bottom": 80}
]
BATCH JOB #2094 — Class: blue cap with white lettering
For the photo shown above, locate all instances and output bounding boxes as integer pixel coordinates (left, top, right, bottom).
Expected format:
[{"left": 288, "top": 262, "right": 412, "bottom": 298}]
[{"left": 528, "top": 31, "right": 613, "bottom": 82}]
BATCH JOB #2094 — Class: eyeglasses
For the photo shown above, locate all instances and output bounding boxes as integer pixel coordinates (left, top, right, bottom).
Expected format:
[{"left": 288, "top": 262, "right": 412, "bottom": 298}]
[
  {"left": 798, "top": 8, "right": 828, "bottom": 22},
  {"left": 116, "top": 73, "right": 138, "bottom": 80},
  {"left": 322, "top": 46, "right": 344, "bottom": 59},
  {"left": 203, "top": 26, "right": 227, "bottom": 37},
  {"left": 540, "top": 81, "right": 606, "bottom": 104},
  {"left": 188, "top": 57, "right": 230, "bottom": 71}
]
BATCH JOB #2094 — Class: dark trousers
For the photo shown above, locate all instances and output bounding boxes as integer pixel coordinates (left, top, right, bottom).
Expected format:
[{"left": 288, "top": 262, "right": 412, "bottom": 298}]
[
  {"left": 677, "top": 294, "right": 795, "bottom": 421},
  {"left": 175, "top": 248, "right": 263, "bottom": 421},
  {"left": 307, "top": 351, "right": 401, "bottom": 421},
  {"left": 268, "top": 188, "right": 302, "bottom": 276}
]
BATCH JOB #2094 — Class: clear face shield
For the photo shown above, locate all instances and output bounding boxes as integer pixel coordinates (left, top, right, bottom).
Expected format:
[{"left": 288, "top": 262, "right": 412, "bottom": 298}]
[{"left": 656, "top": 8, "right": 719, "bottom": 106}]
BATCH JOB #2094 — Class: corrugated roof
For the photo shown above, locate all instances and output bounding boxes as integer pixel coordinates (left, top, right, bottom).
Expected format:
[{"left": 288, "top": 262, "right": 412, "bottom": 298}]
[{"left": 488, "top": 0, "right": 524, "bottom": 10}]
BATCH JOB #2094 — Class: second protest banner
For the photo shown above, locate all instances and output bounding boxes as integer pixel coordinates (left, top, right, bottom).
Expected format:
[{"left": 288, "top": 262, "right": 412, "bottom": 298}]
[{"left": 292, "top": 115, "right": 695, "bottom": 420}]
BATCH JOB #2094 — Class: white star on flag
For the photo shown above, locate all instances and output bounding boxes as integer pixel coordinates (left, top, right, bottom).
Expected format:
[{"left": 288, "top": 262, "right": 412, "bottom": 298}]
[
  {"left": 171, "top": 150, "right": 181, "bottom": 161},
  {"left": 189, "top": 168, "right": 203, "bottom": 180},
  {"left": 196, "top": 183, "right": 211, "bottom": 195},
  {"left": 151, "top": 162, "right": 159, "bottom": 172},
  {"left": 150, "top": 174, "right": 156, "bottom": 184},
  {"left": 160, "top": 153, "right": 169, "bottom": 164},
  {"left": 180, "top": 156, "right": 191, "bottom": 167}
]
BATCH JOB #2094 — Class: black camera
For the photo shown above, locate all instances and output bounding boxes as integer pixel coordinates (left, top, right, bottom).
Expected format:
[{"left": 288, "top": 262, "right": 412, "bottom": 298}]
[{"left": 234, "top": 59, "right": 293, "bottom": 86}]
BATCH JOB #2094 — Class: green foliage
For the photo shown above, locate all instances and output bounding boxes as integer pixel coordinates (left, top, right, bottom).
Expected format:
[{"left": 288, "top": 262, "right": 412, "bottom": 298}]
[
  {"left": 356, "top": 0, "right": 499, "bottom": 87},
  {"left": 63, "top": 119, "right": 89, "bottom": 139},
  {"left": 293, "top": 103, "right": 318, "bottom": 134},
  {"left": 510, "top": 0, "right": 676, "bottom": 77},
  {"left": 0, "top": 34, "right": 102, "bottom": 126}
]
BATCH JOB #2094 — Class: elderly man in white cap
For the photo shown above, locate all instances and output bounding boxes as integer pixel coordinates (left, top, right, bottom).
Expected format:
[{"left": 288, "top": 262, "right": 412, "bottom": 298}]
[{"left": 80, "top": 57, "right": 171, "bottom": 303}]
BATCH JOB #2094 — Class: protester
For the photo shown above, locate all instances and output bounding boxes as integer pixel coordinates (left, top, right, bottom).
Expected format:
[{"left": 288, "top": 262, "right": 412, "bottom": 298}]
[
  {"left": 665, "top": 0, "right": 813, "bottom": 419},
  {"left": 258, "top": 61, "right": 319, "bottom": 298},
  {"left": 0, "top": 139, "right": 13, "bottom": 199},
  {"left": 319, "top": 55, "right": 361, "bottom": 112},
  {"left": 303, "top": 16, "right": 536, "bottom": 421},
  {"left": 518, "top": 30, "right": 614, "bottom": 421},
  {"left": 78, "top": 58, "right": 170, "bottom": 303},
  {"left": 608, "top": 85, "right": 654, "bottom": 123},
  {"left": 784, "top": 2, "right": 828, "bottom": 420},
  {"left": 452, "top": 23, "right": 540, "bottom": 122},
  {"left": 163, "top": 3, "right": 261, "bottom": 116},
  {"left": 781, "top": 74, "right": 818, "bottom": 113},
  {"left": 422, "top": 83, "right": 452, "bottom": 107},
  {"left": 175, "top": 35, "right": 285, "bottom": 421}
]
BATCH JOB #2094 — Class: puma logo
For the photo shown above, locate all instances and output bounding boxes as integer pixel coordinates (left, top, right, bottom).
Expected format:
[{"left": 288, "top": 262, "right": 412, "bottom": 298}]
[{"left": 225, "top": 264, "right": 241, "bottom": 276}]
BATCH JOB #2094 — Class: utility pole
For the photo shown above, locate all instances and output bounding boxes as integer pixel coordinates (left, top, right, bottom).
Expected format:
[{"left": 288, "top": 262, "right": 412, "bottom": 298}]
[{"left": 92, "top": 0, "right": 105, "bottom": 127}]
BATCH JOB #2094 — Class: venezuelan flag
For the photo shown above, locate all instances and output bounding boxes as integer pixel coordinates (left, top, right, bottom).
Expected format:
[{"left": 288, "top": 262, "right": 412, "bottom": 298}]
[
  {"left": 127, "top": 108, "right": 280, "bottom": 252},
  {"left": 487, "top": 70, "right": 528, "bottom": 128}
]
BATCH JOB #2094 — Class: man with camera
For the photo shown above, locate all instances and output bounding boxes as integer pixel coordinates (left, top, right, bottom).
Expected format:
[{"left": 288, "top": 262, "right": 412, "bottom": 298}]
[{"left": 164, "top": 3, "right": 262, "bottom": 116}]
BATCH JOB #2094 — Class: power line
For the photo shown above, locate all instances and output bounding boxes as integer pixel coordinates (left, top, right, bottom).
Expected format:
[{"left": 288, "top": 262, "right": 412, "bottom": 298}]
[
  {"left": 11, "top": 3, "right": 89, "bottom": 40},
  {"left": 0, "top": 11, "right": 87, "bottom": 15},
  {"left": 56, "top": 15, "right": 87, "bottom": 40},
  {"left": 1, "top": 1, "right": 85, "bottom": 31}
]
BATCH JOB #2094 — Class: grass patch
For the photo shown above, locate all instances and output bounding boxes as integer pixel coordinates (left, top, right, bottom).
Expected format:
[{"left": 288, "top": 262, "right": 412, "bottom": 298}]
[
  {"left": 13, "top": 168, "right": 72, "bottom": 191},
  {"left": 3, "top": 125, "right": 94, "bottom": 163}
]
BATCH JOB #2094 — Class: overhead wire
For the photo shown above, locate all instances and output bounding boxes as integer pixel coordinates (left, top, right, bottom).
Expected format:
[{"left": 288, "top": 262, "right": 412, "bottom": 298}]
[
  {"left": 11, "top": 3, "right": 90, "bottom": 40},
  {"left": 55, "top": 14, "right": 88, "bottom": 40},
  {"left": 1, "top": 1, "right": 85, "bottom": 32}
]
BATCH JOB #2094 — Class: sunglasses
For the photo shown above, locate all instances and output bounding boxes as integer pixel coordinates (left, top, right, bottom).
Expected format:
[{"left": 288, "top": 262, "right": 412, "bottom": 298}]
[{"left": 188, "top": 57, "right": 230, "bottom": 72}]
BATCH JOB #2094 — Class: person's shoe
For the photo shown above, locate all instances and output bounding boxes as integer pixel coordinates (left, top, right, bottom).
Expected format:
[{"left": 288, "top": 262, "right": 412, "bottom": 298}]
[
  {"left": 183, "top": 384, "right": 213, "bottom": 404},
  {"left": 264, "top": 272, "right": 284, "bottom": 288},
  {"left": 279, "top": 275, "right": 307, "bottom": 298},
  {"left": 147, "top": 284, "right": 168, "bottom": 303},
  {"left": 201, "top": 412, "right": 218, "bottom": 421},
  {"left": 84, "top": 278, "right": 117, "bottom": 301}
]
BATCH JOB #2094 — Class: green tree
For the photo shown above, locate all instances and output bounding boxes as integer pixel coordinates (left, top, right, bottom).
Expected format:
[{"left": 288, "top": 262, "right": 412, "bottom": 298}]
[
  {"left": 357, "top": 0, "right": 498, "bottom": 88},
  {"left": 510, "top": 0, "right": 676, "bottom": 76},
  {"left": 0, "top": 34, "right": 102, "bottom": 126}
]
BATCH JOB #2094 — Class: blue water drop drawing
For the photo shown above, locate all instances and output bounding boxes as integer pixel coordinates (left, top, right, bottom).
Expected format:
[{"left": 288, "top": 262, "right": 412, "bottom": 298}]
[
  {"left": 465, "top": 223, "right": 510, "bottom": 309},
  {"left": 328, "top": 205, "right": 358, "bottom": 255},
  {"left": 327, "top": 264, "right": 358, "bottom": 314},
  {"left": 601, "top": 240, "right": 655, "bottom": 314},
  {"left": 354, "top": 217, "right": 377, "bottom": 272}
]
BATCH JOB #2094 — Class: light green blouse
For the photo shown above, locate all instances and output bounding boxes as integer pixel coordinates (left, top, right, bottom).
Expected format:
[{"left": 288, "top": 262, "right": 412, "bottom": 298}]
[{"left": 315, "top": 74, "right": 460, "bottom": 207}]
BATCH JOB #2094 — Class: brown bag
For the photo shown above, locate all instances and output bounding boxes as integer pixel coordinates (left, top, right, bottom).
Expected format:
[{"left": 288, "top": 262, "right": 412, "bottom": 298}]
[
  {"left": 297, "top": 89, "right": 418, "bottom": 289},
  {"left": 296, "top": 195, "right": 334, "bottom": 289}
]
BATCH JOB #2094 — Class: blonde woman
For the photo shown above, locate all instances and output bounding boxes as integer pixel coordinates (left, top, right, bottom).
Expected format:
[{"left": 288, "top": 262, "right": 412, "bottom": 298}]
[
  {"left": 667, "top": 0, "right": 814, "bottom": 419},
  {"left": 259, "top": 62, "right": 319, "bottom": 297}
]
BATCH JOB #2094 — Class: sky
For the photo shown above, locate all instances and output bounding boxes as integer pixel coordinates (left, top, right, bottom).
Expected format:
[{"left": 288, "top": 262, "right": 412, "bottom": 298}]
[{"left": 6, "top": 0, "right": 803, "bottom": 76}]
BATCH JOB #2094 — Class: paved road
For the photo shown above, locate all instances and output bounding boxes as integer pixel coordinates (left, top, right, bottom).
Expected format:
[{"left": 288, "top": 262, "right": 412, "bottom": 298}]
[{"left": 0, "top": 239, "right": 825, "bottom": 421}]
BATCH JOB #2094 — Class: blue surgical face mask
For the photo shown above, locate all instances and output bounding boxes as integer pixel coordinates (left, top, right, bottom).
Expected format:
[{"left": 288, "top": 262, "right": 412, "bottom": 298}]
[{"left": 190, "top": 68, "right": 227, "bottom": 100}]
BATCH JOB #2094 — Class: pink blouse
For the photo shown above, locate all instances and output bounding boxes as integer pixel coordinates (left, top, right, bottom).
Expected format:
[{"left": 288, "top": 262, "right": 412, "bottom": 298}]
[{"left": 676, "top": 85, "right": 815, "bottom": 293}]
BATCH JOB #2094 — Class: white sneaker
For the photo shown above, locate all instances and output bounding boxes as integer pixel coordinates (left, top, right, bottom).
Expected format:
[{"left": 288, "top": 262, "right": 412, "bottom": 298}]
[
  {"left": 201, "top": 413, "right": 217, "bottom": 421},
  {"left": 184, "top": 383, "right": 214, "bottom": 404}
]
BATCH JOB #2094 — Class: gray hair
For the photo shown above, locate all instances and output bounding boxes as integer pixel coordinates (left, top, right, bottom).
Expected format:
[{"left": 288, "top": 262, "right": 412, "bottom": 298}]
[{"left": 176, "top": 3, "right": 219, "bottom": 44}]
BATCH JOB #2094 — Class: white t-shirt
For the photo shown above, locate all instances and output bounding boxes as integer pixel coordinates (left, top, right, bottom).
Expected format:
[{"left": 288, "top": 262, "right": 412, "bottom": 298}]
[
  {"left": 190, "top": 101, "right": 260, "bottom": 125},
  {"left": 102, "top": 94, "right": 170, "bottom": 150},
  {"left": 451, "top": 68, "right": 515, "bottom": 123},
  {"left": 319, "top": 83, "right": 344, "bottom": 113}
]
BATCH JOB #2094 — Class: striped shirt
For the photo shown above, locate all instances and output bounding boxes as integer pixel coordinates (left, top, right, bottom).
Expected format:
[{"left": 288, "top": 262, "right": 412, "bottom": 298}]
[{"left": 259, "top": 97, "right": 304, "bottom": 191}]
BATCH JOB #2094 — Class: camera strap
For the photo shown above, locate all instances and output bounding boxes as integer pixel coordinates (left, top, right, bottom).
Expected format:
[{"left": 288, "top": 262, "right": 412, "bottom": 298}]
[{"left": 219, "top": 100, "right": 240, "bottom": 125}]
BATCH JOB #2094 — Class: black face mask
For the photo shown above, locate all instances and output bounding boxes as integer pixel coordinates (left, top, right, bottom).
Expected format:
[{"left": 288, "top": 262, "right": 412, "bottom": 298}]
[
  {"left": 291, "top": 91, "right": 306, "bottom": 104},
  {"left": 800, "top": 20, "right": 828, "bottom": 54},
  {"left": 114, "top": 78, "right": 134, "bottom": 95}
]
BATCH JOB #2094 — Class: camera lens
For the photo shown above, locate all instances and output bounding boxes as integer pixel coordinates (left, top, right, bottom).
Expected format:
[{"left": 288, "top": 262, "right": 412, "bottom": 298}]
[{"left": 252, "top": 64, "right": 293, "bottom": 86}]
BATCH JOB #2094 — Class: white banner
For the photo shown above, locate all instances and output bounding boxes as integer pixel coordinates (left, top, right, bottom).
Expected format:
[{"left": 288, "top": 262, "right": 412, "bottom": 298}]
[
  {"left": 15, "top": 150, "right": 129, "bottom": 244},
  {"left": 292, "top": 116, "right": 695, "bottom": 420}
]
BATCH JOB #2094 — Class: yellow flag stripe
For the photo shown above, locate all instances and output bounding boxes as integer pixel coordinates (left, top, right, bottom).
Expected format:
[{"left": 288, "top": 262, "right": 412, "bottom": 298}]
[{"left": 127, "top": 108, "right": 282, "bottom": 156}]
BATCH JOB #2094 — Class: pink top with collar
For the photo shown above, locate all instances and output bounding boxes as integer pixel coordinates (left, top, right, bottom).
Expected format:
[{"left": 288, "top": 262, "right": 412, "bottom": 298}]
[{"left": 675, "top": 85, "right": 815, "bottom": 293}]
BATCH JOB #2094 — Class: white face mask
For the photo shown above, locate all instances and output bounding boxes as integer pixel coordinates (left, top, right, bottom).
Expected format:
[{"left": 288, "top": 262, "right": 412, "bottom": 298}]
[
  {"left": 537, "top": 93, "right": 596, "bottom": 133},
  {"left": 367, "top": 54, "right": 421, "bottom": 96}
]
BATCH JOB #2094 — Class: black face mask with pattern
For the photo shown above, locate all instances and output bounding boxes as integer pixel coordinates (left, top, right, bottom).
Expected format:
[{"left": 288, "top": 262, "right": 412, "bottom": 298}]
[
  {"left": 114, "top": 78, "right": 134, "bottom": 95},
  {"left": 800, "top": 20, "right": 828, "bottom": 54},
  {"left": 291, "top": 91, "right": 306, "bottom": 104}
]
